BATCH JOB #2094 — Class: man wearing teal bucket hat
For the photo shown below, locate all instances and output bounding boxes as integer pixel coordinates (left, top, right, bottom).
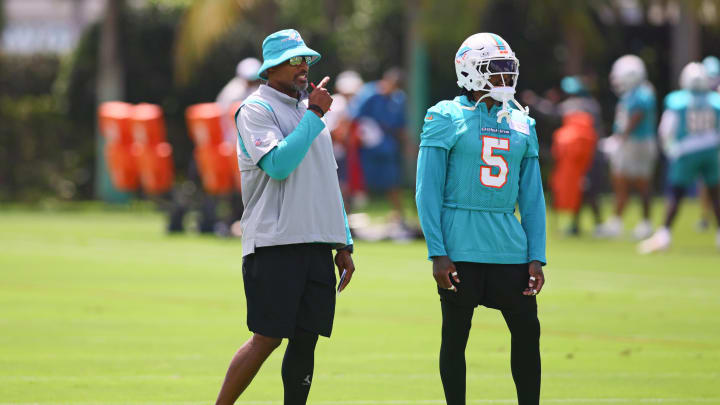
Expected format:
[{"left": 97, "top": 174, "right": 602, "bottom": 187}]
[{"left": 215, "top": 29, "right": 355, "bottom": 405}]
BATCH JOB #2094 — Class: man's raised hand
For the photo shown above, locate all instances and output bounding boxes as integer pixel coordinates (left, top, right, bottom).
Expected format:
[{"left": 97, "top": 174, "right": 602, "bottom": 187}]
[{"left": 309, "top": 76, "right": 333, "bottom": 115}]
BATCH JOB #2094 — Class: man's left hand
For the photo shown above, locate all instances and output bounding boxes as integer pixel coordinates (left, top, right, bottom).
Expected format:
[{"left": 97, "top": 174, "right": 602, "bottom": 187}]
[
  {"left": 523, "top": 261, "right": 545, "bottom": 296},
  {"left": 334, "top": 250, "right": 355, "bottom": 293}
]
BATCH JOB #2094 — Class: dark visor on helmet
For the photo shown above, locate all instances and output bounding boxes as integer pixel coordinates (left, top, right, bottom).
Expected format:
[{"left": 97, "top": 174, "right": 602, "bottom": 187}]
[{"left": 488, "top": 59, "right": 517, "bottom": 73}]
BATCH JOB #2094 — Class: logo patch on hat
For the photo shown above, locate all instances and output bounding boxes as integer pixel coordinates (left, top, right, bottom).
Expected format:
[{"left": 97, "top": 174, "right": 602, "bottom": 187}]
[{"left": 281, "top": 31, "right": 302, "bottom": 43}]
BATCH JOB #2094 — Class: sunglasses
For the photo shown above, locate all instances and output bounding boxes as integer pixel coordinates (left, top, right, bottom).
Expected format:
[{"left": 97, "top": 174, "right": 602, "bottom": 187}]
[{"left": 288, "top": 56, "right": 313, "bottom": 66}]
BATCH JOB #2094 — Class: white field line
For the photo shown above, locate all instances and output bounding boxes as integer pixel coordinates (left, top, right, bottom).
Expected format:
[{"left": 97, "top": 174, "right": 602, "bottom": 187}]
[{"left": 1, "top": 399, "right": 720, "bottom": 405}]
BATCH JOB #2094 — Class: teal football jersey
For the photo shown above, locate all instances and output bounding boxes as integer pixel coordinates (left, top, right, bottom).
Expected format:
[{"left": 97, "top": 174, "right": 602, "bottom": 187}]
[
  {"left": 663, "top": 89, "right": 720, "bottom": 147},
  {"left": 613, "top": 83, "right": 657, "bottom": 140},
  {"left": 416, "top": 95, "right": 546, "bottom": 265},
  {"left": 661, "top": 89, "right": 720, "bottom": 186}
]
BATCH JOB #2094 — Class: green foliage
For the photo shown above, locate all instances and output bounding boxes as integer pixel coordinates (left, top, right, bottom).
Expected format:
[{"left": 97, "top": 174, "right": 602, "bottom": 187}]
[
  {"left": 0, "top": 54, "right": 61, "bottom": 97},
  {"left": 0, "top": 95, "right": 92, "bottom": 202},
  {"left": 273, "top": 0, "right": 406, "bottom": 77},
  {"left": 0, "top": 53, "right": 92, "bottom": 202}
]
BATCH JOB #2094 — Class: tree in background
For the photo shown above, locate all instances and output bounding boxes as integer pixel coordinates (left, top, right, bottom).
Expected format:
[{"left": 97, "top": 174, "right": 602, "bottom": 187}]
[
  {"left": 0, "top": 0, "right": 5, "bottom": 39},
  {"left": 16, "top": 0, "right": 720, "bottom": 202},
  {"left": 95, "top": 0, "right": 128, "bottom": 201}
]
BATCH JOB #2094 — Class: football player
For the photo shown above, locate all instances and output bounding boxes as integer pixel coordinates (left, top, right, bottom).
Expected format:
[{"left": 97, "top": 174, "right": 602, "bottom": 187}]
[
  {"left": 697, "top": 56, "right": 720, "bottom": 231},
  {"left": 638, "top": 62, "right": 720, "bottom": 253},
  {"left": 416, "top": 33, "right": 546, "bottom": 405},
  {"left": 596, "top": 55, "right": 658, "bottom": 239}
]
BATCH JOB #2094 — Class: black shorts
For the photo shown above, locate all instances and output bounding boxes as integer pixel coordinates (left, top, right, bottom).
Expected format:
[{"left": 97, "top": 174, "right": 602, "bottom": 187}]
[
  {"left": 242, "top": 243, "right": 336, "bottom": 338},
  {"left": 437, "top": 262, "right": 537, "bottom": 314}
]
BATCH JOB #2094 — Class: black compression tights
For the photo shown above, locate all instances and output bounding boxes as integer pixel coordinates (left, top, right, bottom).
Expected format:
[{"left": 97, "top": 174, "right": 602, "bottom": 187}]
[
  {"left": 439, "top": 300, "right": 541, "bottom": 405},
  {"left": 282, "top": 328, "right": 319, "bottom": 405}
]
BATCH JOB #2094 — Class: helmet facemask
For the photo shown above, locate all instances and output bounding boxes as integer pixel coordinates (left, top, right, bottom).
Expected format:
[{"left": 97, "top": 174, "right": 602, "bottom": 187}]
[{"left": 457, "top": 54, "right": 528, "bottom": 123}]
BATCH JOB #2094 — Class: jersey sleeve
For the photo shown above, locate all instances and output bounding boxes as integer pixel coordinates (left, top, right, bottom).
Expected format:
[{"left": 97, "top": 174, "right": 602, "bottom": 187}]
[
  {"left": 627, "top": 88, "right": 654, "bottom": 114},
  {"left": 523, "top": 117, "right": 540, "bottom": 158},
  {"left": 236, "top": 103, "right": 283, "bottom": 165},
  {"left": 419, "top": 103, "right": 456, "bottom": 150},
  {"left": 518, "top": 155, "right": 547, "bottom": 265},
  {"left": 416, "top": 146, "right": 449, "bottom": 259},
  {"left": 258, "top": 111, "right": 326, "bottom": 180},
  {"left": 658, "top": 109, "right": 680, "bottom": 157}
]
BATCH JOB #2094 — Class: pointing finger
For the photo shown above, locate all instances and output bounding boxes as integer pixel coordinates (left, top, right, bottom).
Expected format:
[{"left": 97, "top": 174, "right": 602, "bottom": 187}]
[{"left": 317, "top": 76, "right": 330, "bottom": 89}]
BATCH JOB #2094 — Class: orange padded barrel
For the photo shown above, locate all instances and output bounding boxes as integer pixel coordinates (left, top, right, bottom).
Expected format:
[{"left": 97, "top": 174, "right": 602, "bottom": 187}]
[
  {"left": 551, "top": 112, "right": 597, "bottom": 213},
  {"left": 185, "top": 103, "right": 239, "bottom": 195},
  {"left": 98, "top": 101, "right": 138, "bottom": 191},
  {"left": 130, "top": 103, "right": 175, "bottom": 194}
]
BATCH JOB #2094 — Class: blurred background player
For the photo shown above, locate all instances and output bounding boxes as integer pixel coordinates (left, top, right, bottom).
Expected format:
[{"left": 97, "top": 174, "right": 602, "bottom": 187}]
[
  {"left": 596, "top": 55, "right": 658, "bottom": 239},
  {"left": 523, "top": 76, "right": 606, "bottom": 235},
  {"left": 324, "top": 70, "right": 364, "bottom": 206},
  {"left": 550, "top": 111, "right": 598, "bottom": 236},
  {"left": 216, "top": 57, "right": 263, "bottom": 114},
  {"left": 166, "top": 57, "right": 261, "bottom": 236},
  {"left": 349, "top": 67, "right": 410, "bottom": 230},
  {"left": 217, "top": 57, "right": 262, "bottom": 234},
  {"left": 697, "top": 56, "right": 720, "bottom": 231},
  {"left": 638, "top": 62, "right": 720, "bottom": 253}
]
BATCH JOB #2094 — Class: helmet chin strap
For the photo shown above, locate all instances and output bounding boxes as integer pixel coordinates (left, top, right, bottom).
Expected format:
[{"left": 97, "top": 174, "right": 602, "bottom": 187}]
[
  {"left": 496, "top": 97, "right": 530, "bottom": 124},
  {"left": 458, "top": 89, "right": 530, "bottom": 124}
]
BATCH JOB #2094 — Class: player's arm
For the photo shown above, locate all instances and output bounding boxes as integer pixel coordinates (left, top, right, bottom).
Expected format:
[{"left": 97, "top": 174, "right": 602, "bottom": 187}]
[
  {"left": 416, "top": 146, "right": 449, "bottom": 259},
  {"left": 620, "top": 93, "right": 651, "bottom": 139},
  {"left": 239, "top": 78, "right": 332, "bottom": 180},
  {"left": 417, "top": 146, "right": 459, "bottom": 291},
  {"left": 256, "top": 111, "right": 325, "bottom": 180},
  {"left": 237, "top": 104, "right": 322, "bottom": 180},
  {"left": 620, "top": 111, "right": 644, "bottom": 140},
  {"left": 518, "top": 122, "right": 547, "bottom": 295},
  {"left": 416, "top": 107, "right": 459, "bottom": 291},
  {"left": 334, "top": 188, "right": 355, "bottom": 293},
  {"left": 658, "top": 109, "right": 679, "bottom": 158},
  {"left": 518, "top": 157, "right": 546, "bottom": 265},
  {"left": 416, "top": 109, "right": 453, "bottom": 259}
]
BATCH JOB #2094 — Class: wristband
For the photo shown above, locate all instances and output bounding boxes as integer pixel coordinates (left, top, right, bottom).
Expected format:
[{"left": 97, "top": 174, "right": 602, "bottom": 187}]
[
  {"left": 307, "top": 104, "right": 325, "bottom": 117},
  {"left": 337, "top": 244, "right": 353, "bottom": 254}
]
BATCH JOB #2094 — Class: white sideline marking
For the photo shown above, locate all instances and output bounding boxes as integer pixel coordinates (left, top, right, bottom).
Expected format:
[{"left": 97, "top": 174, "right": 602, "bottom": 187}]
[{"left": 2, "top": 399, "right": 719, "bottom": 405}]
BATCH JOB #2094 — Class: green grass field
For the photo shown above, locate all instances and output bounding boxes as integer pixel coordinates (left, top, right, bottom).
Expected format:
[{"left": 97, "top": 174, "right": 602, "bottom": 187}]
[{"left": 1, "top": 201, "right": 719, "bottom": 404}]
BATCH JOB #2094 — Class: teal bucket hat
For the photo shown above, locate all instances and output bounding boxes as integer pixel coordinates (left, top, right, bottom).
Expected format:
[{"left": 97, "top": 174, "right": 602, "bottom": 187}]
[{"left": 256, "top": 29, "right": 321, "bottom": 80}]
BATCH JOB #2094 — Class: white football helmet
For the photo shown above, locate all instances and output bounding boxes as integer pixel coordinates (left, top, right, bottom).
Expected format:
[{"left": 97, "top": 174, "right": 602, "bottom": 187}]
[
  {"left": 680, "top": 62, "right": 710, "bottom": 91},
  {"left": 454, "top": 33, "right": 527, "bottom": 122},
  {"left": 609, "top": 54, "right": 646, "bottom": 95}
]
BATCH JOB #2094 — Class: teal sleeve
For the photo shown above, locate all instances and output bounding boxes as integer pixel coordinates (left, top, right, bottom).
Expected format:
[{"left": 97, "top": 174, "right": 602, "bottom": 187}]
[
  {"left": 628, "top": 89, "right": 654, "bottom": 113},
  {"left": 416, "top": 146, "right": 448, "bottom": 259},
  {"left": 258, "top": 111, "right": 325, "bottom": 180},
  {"left": 518, "top": 156, "right": 547, "bottom": 265},
  {"left": 419, "top": 106, "right": 455, "bottom": 150},
  {"left": 341, "top": 197, "right": 353, "bottom": 246},
  {"left": 523, "top": 118, "right": 540, "bottom": 158}
]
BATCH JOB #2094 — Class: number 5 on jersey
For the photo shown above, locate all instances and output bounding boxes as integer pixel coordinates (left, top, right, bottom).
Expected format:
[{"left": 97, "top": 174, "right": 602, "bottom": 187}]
[{"left": 480, "top": 136, "right": 509, "bottom": 188}]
